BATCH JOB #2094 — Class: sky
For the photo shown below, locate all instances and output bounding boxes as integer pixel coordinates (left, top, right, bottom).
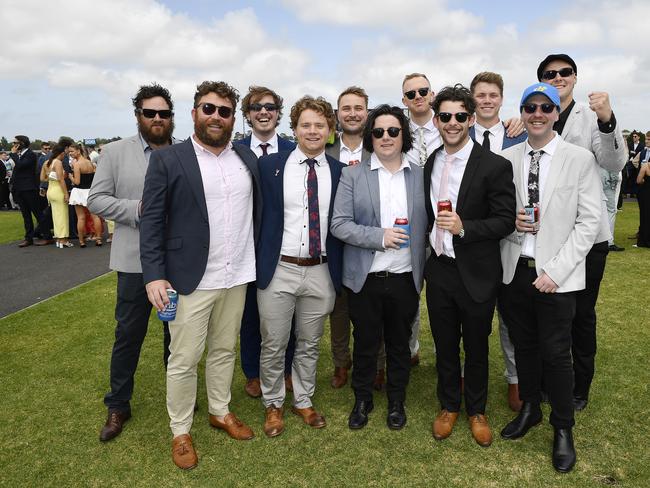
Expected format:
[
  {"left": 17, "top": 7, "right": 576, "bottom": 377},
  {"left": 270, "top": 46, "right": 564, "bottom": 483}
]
[{"left": 0, "top": 0, "right": 647, "bottom": 142}]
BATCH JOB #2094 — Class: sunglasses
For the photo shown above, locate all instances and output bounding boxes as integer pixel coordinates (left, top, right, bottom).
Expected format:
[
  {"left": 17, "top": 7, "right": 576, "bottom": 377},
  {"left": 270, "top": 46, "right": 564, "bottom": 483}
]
[
  {"left": 437, "top": 112, "right": 470, "bottom": 123},
  {"left": 521, "top": 103, "right": 556, "bottom": 114},
  {"left": 249, "top": 103, "right": 278, "bottom": 112},
  {"left": 541, "top": 67, "right": 574, "bottom": 80},
  {"left": 372, "top": 127, "right": 402, "bottom": 139},
  {"left": 404, "top": 87, "right": 430, "bottom": 100},
  {"left": 197, "top": 103, "right": 233, "bottom": 118},
  {"left": 136, "top": 108, "right": 173, "bottom": 119}
]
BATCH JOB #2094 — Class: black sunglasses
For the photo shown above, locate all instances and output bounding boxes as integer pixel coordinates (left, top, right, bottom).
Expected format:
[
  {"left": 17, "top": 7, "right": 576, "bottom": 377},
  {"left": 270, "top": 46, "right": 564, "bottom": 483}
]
[
  {"left": 404, "top": 87, "right": 430, "bottom": 100},
  {"left": 522, "top": 103, "right": 556, "bottom": 114},
  {"left": 136, "top": 108, "right": 173, "bottom": 119},
  {"left": 249, "top": 103, "right": 278, "bottom": 112},
  {"left": 197, "top": 103, "right": 233, "bottom": 118},
  {"left": 541, "top": 67, "right": 574, "bottom": 80},
  {"left": 437, "top": 112, "right": 470, "bottom": 123},
  {"left": 372, "top": 127, "right": 402, "bottom": 139}
]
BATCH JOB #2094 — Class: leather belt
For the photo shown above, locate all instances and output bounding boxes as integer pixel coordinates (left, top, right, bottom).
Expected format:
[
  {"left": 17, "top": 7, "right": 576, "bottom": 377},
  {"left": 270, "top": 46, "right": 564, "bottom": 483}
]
[
  {"left": 433, "top": 254, "right": 456, "bottom": 266},
  {"left": 281, "top": 255, "right": 328, "bottom": 266},
  {"left": 518, "top": 257, "right": 536, "bottom": 268},
  {"left": 368, "top": 271, "right": 411, "bottom": 279}
]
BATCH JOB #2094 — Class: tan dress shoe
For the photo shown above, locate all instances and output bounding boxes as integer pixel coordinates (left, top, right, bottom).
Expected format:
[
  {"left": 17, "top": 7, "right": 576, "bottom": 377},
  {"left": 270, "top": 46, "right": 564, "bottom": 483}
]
[
  {"left": 172, "top": 434, "right": 198, "bottom": 470},
  {"left": 209, "top": 412, "right": 254, "bottom": 440},
  {"left": 508, "top": 383, "right": 523, "bottom": 412},
  {"left": 373, "top": 369, "right": 385, "bottom": 391},
  {"left": 264, "top": 406, "right": 284, "bottom": 437},
  {"left": 244, "top": 377, "right": 262, "bottom": 398},
  {"left": 291, "top": 406, "right": 326, "bottom": 428},
  {"left": 469, "top": 414, "right": 493, "bottom": 447},
  {"left": 432, "top": 409, "right": 459, "bottom": 440},
  {"left": 331, "top": 366, "right": 349, "bottom": 388}
]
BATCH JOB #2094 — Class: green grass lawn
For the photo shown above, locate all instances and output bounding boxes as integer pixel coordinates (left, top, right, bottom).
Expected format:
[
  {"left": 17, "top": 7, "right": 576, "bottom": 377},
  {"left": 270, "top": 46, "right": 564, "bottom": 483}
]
[
  {"left": 1, "top": 202, "right": 648, "bottom": 487},
  {"left": 0, "top": 210, "right": 24, "bottom": 244}
]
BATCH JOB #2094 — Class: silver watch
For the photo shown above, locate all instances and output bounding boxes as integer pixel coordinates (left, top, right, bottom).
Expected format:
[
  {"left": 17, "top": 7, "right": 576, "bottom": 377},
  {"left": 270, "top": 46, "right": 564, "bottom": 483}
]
[{"left": 459, "top": 227, "right": 465, "bottom": 239}]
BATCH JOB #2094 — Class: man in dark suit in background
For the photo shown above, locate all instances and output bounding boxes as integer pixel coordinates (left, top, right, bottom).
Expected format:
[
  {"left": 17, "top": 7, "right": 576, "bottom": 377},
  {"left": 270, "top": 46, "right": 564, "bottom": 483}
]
[
  {"left": 425, "top": 84, "right": 516, "bottom": 447},
  {"left": 141, "top": 81, "right": 261, "bottom": 470}
]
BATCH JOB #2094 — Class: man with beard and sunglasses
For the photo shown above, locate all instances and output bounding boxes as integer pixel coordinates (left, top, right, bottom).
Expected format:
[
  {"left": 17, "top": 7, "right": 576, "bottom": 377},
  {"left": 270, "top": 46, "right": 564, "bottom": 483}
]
[
  {"left": 536, "top": 54, "right": 627, "bottom": 412},
  {"left": 88, "top": 83, "right": 176, "bottom": 443},
  {"left": 140, "top": 81, "right": 261, "bottom": 470}
]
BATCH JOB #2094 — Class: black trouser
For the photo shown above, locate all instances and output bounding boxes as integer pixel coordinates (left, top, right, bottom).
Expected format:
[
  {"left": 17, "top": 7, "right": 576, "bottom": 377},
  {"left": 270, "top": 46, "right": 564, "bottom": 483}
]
[
  {"left": 425, "top": 256, "right": 494, "bottom": 416},
  {"left": 572, "top": 241, "right": 608, "bottom": 399},
  {"left": 13, "top": 189, "right": 50, "bottom": 240},
  {"left": 0, "top": 180, "right": 11, "bottom": 208},
  {"left": 500, "top": 262, "right": 575, "bottom": 429},
  {"left": 348, "top": 272, "right": 418, "bottom": 403},
  {"left": 104, "top": 272, "right": 171, "bottom": 412}
]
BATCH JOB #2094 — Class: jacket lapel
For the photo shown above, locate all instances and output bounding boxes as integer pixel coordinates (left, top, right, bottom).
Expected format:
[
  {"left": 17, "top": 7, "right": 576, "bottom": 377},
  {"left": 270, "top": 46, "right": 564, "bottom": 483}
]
[
  {"left": 560, "top": 104, "right": 579, "bottom": 141},
  {"left": 405, "top": 163, "right": 414, "bottom": 221},
  {"left": 363, "top": 159, "right": 381, "bottom": 225},
  {"left": 540, "top": 140, "right": 567, "bottom": 220},
  {"left": 511, "top": 144, "right": 527, "bottom": 210}
]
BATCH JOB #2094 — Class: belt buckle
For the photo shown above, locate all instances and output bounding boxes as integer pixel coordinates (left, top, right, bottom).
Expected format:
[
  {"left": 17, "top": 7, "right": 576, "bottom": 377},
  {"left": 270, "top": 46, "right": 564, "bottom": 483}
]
[
  {"left": 527, "top": 259, "right": 535, "bottom": 268},
  {"left": 375, "top": 271, "right": 389, "bottom": 278}
]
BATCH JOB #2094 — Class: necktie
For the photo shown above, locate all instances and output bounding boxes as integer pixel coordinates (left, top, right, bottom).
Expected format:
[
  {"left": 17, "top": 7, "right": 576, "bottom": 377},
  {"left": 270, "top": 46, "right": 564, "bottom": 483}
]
[
  {"left": 434, "top": 154, "right": 454, "bottom": 256},
  {"left": 260, "top": 143, "right": 270, "bottom": 156},
  {"left": 482, "top": 130, "right": 491, "bottom": 152},
  {"left": 418, "top": 127, "right": 427, "bottom": 166},
  {"left": 527, "top": 150, "right": 543, "bottom": 206},
  {"left": 305, "top": 158, "right": 321, "bottom": 257}
]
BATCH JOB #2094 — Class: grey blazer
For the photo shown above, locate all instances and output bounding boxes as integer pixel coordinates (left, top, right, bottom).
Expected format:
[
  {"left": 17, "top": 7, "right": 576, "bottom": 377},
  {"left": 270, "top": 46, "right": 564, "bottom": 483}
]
[
  {"left": 87, "top": 135, "right": 149, "bottom": 273},
  {"left": 325, "top": 135, "right": 371, "bottom": 163},
  {"left": 330, "top": 158, "right": 427, "bottom": 294}
]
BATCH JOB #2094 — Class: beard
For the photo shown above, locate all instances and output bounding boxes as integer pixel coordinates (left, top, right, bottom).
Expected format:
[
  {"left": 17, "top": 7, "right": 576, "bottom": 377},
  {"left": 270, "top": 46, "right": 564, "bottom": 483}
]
[
  {"left": 138, "top": 118, "right": 174, "bottom": 145},
  {"left": 341, "top": 122, "right": 364, "bottom": 136},
  {"left": 194, "top": 117, "right": 233, "bottom": 148}
]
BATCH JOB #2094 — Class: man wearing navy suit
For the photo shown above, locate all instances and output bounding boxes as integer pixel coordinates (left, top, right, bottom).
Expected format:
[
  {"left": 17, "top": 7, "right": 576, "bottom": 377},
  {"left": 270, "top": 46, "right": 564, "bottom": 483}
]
[
  {"left": 235, "top": 85, "right": 296, "bottom": 399},
  {"left": 256, "top": 96, "right": 344, "bottom": 437},
  {"left": 141, "top": 81, "right": 261, "bottom": 470}
]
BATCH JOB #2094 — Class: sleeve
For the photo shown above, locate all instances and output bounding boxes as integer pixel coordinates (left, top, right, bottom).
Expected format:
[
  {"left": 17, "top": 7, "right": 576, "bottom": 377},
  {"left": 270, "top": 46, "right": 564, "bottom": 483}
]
[{"left": 588, "top": 110, "right": 627, "bottom": 173}]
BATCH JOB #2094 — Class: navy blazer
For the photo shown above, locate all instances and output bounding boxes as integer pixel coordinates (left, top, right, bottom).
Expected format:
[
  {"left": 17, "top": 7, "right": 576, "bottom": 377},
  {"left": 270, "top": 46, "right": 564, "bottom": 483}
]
[
  {"left": 140, "top": 138, "right": 261, "bottom": 295},
  {"left": 235, "top": 134, "right": 296, "bottom": 152},
  {"left": 9, "top": 149, "right": 39, "bottom": 192},
  {"left": 256, "top": 150, "right": 345, "bottom": 293},
  {"left": 469, "top": 124, "right": 527, "bottom": 151}
]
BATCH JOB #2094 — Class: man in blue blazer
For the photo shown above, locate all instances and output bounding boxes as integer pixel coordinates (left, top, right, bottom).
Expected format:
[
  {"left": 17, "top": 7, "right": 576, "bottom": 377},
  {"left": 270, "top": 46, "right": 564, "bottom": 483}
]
[
  {"left": 234, "top": 85, "right": 296, "bottom": 399},
  {"left": 140, "top": 81, "right": 262, "bottom": 470},
  {"left": 256, "top": 96, "right": 344, "bottom": 438}
]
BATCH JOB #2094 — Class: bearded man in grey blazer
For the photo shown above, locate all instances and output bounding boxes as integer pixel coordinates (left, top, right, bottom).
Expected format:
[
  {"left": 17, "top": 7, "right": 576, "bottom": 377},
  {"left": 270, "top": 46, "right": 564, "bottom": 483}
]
[{"left": 88, "top": 83, "right": 177, "bottom": 442}]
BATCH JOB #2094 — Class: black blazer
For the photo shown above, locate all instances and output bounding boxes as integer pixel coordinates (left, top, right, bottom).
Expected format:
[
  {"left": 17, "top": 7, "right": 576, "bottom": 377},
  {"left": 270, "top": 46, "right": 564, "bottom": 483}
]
[
  {"left": 9, "top": 149, "right": 39, "bottom": 192},
  {"left": 140, "top": 138, "right": 262, "bottom": 295},
  {"left": 424, "top": 142, "right": 516, "bottom": 303}
]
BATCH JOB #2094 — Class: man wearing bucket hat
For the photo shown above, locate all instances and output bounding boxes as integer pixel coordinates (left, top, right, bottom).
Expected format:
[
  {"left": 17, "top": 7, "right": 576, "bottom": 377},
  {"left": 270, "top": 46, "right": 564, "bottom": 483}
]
[{"left": 499, "top": 82, "right": 602, "bottom": 473}]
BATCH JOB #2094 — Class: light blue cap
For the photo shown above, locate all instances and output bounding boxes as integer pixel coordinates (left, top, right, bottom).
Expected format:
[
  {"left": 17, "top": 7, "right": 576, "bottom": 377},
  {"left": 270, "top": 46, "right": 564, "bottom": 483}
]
[{"left": 520, "top": 82, "right": 560, "bottom": 110}]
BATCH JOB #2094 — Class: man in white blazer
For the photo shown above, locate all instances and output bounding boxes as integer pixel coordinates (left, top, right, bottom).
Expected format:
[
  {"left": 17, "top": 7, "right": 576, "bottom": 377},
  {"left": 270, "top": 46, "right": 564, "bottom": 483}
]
[{"left": 498, "top": 83, "right": 602, "bottom": 474}]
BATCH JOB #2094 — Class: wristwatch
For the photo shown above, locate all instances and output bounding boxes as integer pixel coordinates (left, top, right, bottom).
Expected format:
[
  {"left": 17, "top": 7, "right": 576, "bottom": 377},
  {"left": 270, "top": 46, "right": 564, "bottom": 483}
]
[{"left": 458, "top": 227, "right": 465, "bottom": 239}]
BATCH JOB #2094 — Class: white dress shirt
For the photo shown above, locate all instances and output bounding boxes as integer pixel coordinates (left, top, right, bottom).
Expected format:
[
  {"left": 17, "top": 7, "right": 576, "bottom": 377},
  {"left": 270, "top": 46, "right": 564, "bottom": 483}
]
[
  {"left": 280, "top": 148, "right": 331, "bottom": 258},
  {"left": 474, "top": 121, "right": 505, "bottom": 153},
  {"left": 191, "top": 136, "right": 256, "bottom": 290},
  {"left": 339, "top": 138, "right": 363, "bottom": 166},
  {"left": 428, "top": 138, "right": 474, "bottom": 258},
  {"left": 368, "top": 154, "right": 412, "bottom": 273},
  {"left": 405, "top": 118, "right": 442, "bottom": 167},
  {"left": 250, "top": 132, "right": 279, "bottom": 157}
]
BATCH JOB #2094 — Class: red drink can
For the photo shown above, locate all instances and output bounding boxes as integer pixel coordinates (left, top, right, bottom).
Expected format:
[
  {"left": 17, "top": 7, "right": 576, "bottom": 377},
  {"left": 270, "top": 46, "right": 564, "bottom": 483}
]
[
  {"left": 437, "top": 199, "right": 452, "bottom": 212},
  {"left": 394, "top": 218, "right": 410, "bottom": 249}
]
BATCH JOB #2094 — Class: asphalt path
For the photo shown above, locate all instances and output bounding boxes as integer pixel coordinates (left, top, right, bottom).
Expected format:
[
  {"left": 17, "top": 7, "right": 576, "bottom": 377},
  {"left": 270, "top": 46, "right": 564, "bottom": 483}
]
[{"left": 0, "top": 239, "right": 112, "bottom": 318}]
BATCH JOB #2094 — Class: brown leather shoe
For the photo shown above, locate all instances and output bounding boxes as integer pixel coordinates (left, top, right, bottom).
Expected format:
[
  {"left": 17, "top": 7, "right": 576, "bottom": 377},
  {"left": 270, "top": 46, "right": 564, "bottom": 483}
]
[
  {"left": 244, "top": 377, "right": 262, "bottom": 398},
  {"left": 34, "top": 239, "right": 55, "bottom": 246},
  {"left": 285, "top": 374, "right": 293, "bottom": 393},
  {"left": 99, "top": 409, "right": 131, "bottom": 442},
  {"left": 264, "top": 406, "right": 284, "bottom": 437},
  {"left": 432, "top": 409, "right": 459, "bottom": 440},
  {"left": 209, "top": 412, "right": 254, "bottom": 440},
  {"left": 18, "top": 240, "right": 33, "bottom": 248},
  {"left": 331, "top": 366, "right": 349, "bottom": 388},
  {"left": 373, "top": 369, "right": 385, "bottom": 391},
  {"left": 508, "top": 383, "right": 523, "bottom": 412},
  {"left": 172, "top": 434, "right": 198, "bottom": 470},
  {"left": 469, "top": 414, "right": 493, "bottom": 447},
  {"left": 291, "top": 406, "right": 326, "bottom": 428},
  {"left": 410, "top": 353, "right": 420, "bottom": 366}
]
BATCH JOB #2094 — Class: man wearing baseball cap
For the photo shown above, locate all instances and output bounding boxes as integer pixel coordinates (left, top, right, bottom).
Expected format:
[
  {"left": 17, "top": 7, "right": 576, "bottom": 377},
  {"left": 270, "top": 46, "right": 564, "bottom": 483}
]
[
  {"left": 499, "top": 82, "right": 602, "bottom": 473},
  {"left": 536, "top": 54, "right": 627, "bottom": 412}
]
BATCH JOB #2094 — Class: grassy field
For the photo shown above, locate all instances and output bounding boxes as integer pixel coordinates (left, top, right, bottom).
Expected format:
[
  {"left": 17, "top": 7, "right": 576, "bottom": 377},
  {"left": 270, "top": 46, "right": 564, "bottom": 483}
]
[
  {"left": 0, "top": 210, "right": 24, "bottom": 244},
  {"left": 1, "top": 202, "right": 649, "bottom": 487}
]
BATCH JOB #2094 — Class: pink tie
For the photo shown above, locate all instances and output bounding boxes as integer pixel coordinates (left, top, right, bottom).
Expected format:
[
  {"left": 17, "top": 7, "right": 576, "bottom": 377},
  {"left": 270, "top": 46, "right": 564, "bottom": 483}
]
[{"left": 434, "top": 154, "right": 454, "bottom": 256}]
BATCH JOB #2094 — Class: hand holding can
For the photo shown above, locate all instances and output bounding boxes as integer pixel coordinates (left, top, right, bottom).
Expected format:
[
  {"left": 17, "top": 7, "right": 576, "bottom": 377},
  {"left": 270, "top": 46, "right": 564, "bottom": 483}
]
[
  {"left": 157, "top": 289, "right": 178, "bottom": 321},
  {"left": 394, "top": 217, "right": 410, "bottom": 248},
  {"left": 524, "top": 205, "right": 540, "bottom": 234}
]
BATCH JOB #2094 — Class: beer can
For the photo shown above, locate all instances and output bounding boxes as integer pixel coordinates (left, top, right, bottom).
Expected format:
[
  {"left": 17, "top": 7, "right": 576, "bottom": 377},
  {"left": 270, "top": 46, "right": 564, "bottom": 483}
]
[
  {"left": 437, "top": 199, "right": 452, "bottom": 212},
  {"left": 524, "top": 205, "right": 540, "bottom": 234},
  {"left": 157, "top": 288, "right": 178, "bottom": 321},
  {"left": 394, "top": 217, "right": 410, "bottom": 249}
]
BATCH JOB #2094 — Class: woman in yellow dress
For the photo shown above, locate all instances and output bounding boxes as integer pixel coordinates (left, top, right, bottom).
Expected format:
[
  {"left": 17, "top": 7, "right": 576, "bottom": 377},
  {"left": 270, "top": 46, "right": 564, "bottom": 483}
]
[{"left": 40, "top": 144, "right": 72, "bottom": 248}]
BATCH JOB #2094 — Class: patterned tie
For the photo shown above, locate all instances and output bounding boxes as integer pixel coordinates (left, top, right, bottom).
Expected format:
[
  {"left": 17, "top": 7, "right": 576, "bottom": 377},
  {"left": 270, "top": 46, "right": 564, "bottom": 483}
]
[
  {"left": 434, "top": 154, "right": 455, "bottom": 256},
  {"left": 482, "top": 130, "right": 491, "bottom": 152},
  {"left": 418, "top": 127, "right": 427, "bottom": 166},
  {"left": 260, "top": 143, "right": 270, "bottom": 156},
  {"left": 305, "top": 158, "right": 321, "bottom": 257},
  {"left": 527, "top": 150, "right": 543, "bottom": 206}
]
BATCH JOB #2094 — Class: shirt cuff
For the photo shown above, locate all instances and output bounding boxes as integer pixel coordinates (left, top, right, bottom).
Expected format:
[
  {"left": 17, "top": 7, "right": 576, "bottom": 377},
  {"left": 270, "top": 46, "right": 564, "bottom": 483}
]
[{"left": 597, "top": 112, "right": 616, "bottom": 134}]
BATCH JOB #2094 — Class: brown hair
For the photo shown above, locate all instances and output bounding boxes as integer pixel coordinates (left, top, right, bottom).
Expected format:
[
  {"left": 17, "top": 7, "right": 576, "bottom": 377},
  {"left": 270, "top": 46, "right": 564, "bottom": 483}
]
[
  {"left": 241, "top": 85, "right": 284, "bottom": 126},
  {"left": 337, "top": 86, "right": 368, "bottom": 108},
  {"left": 402, "top": 73, "right": 430, "bottom": 89},
  {"left": 193, "top": 81, "right": 239, "bottom": 110},
  {"left": 470, "top": 72, "right": 504, "bottom": 96},
  {"left": 289, "top": 96, "right": 336, "bottom": 130}
]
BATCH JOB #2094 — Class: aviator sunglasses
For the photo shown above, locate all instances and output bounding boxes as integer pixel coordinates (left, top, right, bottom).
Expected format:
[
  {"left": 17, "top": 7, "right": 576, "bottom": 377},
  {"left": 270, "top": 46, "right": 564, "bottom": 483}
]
[
  {"left": 437, "top": 112, "right": 470, "bottom": 123},
  {"left": 372, "top": 127, "right": 402, "bottom": 138},
  {"left": 541, "top": 67, "right": 574, "bottom": 80},
  {"left": 249, "top": 103, "right": 278, "bottom": 112},
  {"left": 196, "top": 103, "right": 233, "bottom": 118},
  {"left": 404, "top": 87, "right": 430, "bottom": 100},
  {"left": 136, "top": 108, "right": 173, "bottom": 119},
  {"left": 521, "top": 103, "right": 556, "bottom": 114}
]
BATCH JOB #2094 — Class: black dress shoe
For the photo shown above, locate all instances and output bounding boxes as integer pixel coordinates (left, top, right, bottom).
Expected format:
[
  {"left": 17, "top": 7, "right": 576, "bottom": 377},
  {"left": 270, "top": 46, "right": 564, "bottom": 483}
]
[
  {"left": 500, "top": 402, "right": 542, "bottom": 439},
  {"left": 18, "top": 240, "right": 33, "bottom": 248},
  {"left": 386, "top": 401, "right": 406, "bottom": 430},
  {"left": 608, "top": 244, "right": 625, "bottom": 252},
  {"left": 99, "top": 409, "right": 132, "bottom": 442},
  {"left": 552, "top": 428, "right": 576, "bottom": 473},
  {"left": 348, "top": 400, "right": 373, "bottom": 430},
  {"left": 573, "top": 396, "right": 588, "bottom": 411}
]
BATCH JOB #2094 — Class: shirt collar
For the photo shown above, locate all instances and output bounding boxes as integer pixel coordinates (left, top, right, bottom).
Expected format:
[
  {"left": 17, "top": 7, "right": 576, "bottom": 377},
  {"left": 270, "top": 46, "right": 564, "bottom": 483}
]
[
  {"left": 340, "top": 135, "right": 362, "bottom": 153},
  {"left": 443, "top": 138, "right": 474, "bottom": 162},
  {"left": 295, "top": 147, "right": 327, "bottom": 166},
  {"left": 409, "top": 117, "right": 435, "bottom": 132},
  {"left": 474, "top": 120, "right": 504, "bottom": 136},
  {"left": 251, "top": 132, "right": 278, "bottom": 151},
  {"left": 191, "top": 134, "right": 233, "bottom": 156},
  {"left": 525, "top": 133, "right": 559, "bottom": 158},
  {"left": 370, "top": 153, "right": 409, "bottom": 172}
]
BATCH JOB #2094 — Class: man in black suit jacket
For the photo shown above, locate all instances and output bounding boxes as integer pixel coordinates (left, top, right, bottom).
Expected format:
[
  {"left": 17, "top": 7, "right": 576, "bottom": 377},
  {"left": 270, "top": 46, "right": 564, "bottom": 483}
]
[
  {"left": 140, "top": 81, "right": 261, "bottom": 470},
  {"left": 424, "top": 84, "right": 516, "bottom": 447}
]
